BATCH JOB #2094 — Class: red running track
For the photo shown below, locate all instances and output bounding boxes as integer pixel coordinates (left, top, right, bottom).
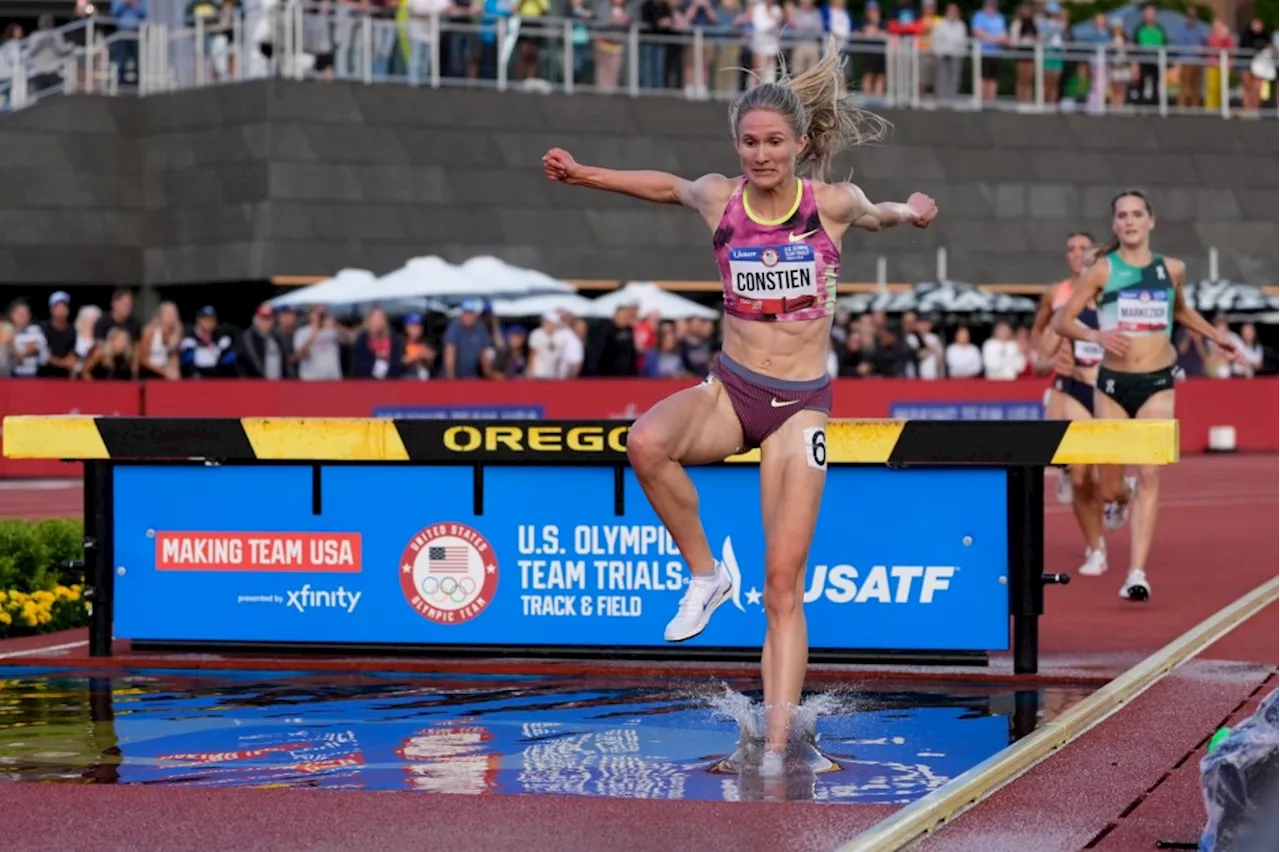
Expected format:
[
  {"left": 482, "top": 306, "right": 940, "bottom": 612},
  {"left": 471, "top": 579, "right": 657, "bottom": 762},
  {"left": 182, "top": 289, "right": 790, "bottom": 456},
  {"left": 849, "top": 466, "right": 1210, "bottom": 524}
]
[{"left": 0, "top": 453, "right": 1275, "bottom": 851}]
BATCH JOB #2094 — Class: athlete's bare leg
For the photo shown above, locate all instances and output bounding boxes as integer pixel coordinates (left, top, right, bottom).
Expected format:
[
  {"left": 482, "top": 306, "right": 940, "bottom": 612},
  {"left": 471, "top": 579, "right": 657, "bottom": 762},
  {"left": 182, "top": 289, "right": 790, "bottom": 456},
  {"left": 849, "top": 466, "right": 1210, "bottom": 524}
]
[
  {"left": 626, "top": 378, "right": 746, "bottom": 578},
  {"left": 1129, "top": 389, "right": 1174, "bottom": 574},
  {"left": 1094, "top": 391, "right": 1134, "bottom": 506},
  {"left": 757, "top": 408, "right": 828, "bottom": 754},
  {"left": 1061, "top": 394, "right": 1103, "bottom": 551}
]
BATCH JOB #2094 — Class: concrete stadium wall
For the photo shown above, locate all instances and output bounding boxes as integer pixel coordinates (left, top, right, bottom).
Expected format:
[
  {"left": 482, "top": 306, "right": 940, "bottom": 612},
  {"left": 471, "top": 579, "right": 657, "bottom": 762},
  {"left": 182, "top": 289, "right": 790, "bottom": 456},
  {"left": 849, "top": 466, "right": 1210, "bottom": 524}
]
[{"left": 0, "top": 80, "right": 1275, "bottom": 287}]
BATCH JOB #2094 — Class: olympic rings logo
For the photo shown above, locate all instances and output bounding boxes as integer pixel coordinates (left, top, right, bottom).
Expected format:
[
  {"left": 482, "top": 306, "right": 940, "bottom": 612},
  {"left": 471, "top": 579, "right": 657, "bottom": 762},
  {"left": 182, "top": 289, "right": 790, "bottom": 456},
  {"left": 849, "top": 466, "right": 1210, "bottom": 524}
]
[{"left": 420, "top": 575, "right": 477, "bottom": 605}]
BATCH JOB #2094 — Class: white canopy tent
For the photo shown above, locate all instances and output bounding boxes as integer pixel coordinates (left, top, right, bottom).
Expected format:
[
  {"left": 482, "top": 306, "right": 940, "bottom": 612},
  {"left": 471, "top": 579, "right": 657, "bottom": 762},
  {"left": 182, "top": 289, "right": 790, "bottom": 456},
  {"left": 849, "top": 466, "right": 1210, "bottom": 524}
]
[
  {"left": 266, "top": 268, "right": 380, "bottom": 309},
  {"left": 487, "top": 293, "right": 598, "bottom": 319},
  {"left": 459, "top": 256, "right": 575, "bottom": 297},
  {"left": 588, "top": 282, "right": 719, "bottom": 321}
]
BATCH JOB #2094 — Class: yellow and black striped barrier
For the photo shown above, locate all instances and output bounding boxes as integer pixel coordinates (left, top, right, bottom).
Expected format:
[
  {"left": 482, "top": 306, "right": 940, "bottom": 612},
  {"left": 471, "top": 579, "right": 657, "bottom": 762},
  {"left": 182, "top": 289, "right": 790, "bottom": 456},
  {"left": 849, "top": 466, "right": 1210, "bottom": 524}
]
[{"left": 1, "top": 416, "right": 1178, "bottom": 466}]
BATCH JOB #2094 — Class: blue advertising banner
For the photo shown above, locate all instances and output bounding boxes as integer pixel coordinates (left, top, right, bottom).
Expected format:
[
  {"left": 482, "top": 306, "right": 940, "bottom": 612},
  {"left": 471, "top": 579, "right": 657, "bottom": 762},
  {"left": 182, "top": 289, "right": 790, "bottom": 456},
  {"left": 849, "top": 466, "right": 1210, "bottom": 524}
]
[
  {"left": 103, "top": 676, "right": 1011, "bottom": 803},
  {"left": 890, "top": 402, "right": 1044, "bottom": 421},
  {"left": 112, "top": 464, "right": 1010, "bottom": 652}
]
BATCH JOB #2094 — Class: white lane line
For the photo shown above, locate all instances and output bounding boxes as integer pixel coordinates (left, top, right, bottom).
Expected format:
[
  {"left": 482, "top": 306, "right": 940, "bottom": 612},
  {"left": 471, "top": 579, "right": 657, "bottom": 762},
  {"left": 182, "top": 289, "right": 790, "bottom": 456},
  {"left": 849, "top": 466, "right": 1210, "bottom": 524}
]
[{"left": 0, "top": 640, "right": 89, "bottom": 660}]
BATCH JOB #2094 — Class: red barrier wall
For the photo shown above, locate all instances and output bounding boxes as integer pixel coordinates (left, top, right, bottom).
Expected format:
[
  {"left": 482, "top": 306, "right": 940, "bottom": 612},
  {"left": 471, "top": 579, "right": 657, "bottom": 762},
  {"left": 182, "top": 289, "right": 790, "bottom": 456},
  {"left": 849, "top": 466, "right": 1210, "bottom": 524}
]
[
  {"left": 0, "top": 378, "right": 1274, "bottom": 478},
  {"left": 0, "top": 382, "right": 143, "bottom": 479}
]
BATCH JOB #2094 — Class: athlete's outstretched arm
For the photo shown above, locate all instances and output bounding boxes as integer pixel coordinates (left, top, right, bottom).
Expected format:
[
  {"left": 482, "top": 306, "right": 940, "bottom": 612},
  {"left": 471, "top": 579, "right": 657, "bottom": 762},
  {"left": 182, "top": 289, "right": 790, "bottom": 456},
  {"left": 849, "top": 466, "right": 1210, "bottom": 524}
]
[
  {"left": 542, "top": 147, "right": 726, "bottom": 212},
  {"left": 1168, "top": 258, "right": 1244, "bottom": 361},
  {"left": 829, "top": 183, "right": 938, "bottom": 231}
]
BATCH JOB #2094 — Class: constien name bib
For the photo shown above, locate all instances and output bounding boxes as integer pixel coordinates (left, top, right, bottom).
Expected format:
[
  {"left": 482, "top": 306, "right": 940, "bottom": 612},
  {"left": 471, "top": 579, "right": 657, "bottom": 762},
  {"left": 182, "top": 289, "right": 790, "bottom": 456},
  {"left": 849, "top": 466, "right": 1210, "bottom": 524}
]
[
  {"left": 728, "top": 244, "right": 819, "bottom": 299},
  {"left": 1117, "top": 289, "right": 1171, "bottom": 335}
]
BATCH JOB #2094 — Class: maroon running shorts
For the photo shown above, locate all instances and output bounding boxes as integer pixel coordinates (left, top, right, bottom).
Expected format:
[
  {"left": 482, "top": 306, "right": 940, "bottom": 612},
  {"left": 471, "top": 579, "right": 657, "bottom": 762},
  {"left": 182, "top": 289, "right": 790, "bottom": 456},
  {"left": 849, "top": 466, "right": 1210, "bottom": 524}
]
[{"left": 710, "top": 353, "right": 834, "bottom": 450}]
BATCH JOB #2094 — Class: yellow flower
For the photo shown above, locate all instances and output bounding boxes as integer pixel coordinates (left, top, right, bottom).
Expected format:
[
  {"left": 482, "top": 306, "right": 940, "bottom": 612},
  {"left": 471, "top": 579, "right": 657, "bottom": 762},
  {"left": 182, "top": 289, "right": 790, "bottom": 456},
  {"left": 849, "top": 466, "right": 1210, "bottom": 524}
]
[
  {"left": 0, "top": 590, "right": 7, "bottom": 604},
  {"left": 21, "top": 612, "right": 36, "bottom": 628},
  {"left": 0, "top": 611, "right": 11, "bottom": 626},
  {"left": 33, "top": 590, "right": 54, "bottom": 605}
]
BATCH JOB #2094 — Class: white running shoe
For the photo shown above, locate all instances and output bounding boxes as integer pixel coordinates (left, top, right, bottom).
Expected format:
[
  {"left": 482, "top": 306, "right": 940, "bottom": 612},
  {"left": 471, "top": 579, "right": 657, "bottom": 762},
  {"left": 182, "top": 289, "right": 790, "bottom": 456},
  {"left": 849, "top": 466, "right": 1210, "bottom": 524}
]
[
  {"left": 1120, "top": 568, "right": 1151, "bottom": 602},
  {"left": 1078, "top": 546, "right": 1108, "bottom": 577},
  {"left": 664, "top": 562, "right": 733, "bottom": 642},
  {"left": 1104, "top": 475, "right": 1139, "bottom": 531},
  {"left": 1056, "top": 469, "right": 1074, "bottom": 505}
]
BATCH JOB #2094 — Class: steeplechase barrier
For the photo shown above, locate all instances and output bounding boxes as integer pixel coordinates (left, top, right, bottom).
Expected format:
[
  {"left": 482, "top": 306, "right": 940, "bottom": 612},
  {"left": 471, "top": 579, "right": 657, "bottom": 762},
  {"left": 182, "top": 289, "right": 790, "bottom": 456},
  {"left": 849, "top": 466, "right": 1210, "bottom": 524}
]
[{"left": 2, "top": 416, "right": 1178, "bottom": 673}]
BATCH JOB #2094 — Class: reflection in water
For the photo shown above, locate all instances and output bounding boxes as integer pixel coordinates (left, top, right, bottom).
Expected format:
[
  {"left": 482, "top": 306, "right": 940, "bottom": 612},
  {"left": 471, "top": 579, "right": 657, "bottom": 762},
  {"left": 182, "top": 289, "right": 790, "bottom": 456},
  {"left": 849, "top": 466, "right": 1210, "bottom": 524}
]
[{"left": 0, "top": 668, "right": 1093, "bottom": 804}]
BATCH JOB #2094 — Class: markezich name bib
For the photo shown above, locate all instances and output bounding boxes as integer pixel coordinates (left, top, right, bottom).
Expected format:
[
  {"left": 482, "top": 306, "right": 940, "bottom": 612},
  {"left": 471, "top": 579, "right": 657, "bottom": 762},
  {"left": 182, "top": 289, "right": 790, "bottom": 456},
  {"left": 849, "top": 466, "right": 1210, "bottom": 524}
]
[
  {"left": 728, "top": 244, "right": 820, "bottom": 299},
  {"left": 1116, "top": 289, "right": 1171, "bottom": 335}
]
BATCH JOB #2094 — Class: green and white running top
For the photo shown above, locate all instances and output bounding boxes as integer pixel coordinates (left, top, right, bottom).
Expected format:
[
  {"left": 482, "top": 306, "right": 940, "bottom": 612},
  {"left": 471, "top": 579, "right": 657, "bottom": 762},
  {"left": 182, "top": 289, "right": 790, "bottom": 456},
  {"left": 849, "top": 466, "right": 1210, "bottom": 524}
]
[{"left": 1097, "top": 251, "right": 1176, "bottom": 338}]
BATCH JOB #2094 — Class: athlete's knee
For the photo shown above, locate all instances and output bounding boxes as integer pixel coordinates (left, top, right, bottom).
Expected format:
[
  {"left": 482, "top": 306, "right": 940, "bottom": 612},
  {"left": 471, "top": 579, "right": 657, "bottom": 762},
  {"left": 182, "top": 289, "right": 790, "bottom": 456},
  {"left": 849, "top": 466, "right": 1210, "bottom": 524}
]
[
  {"left": 1137, "top": 465, "right": 1160, "bottom": 494},
  {"left": 1098, "top": 473, "right": 1129, "bottom": 504},
  {"left": 625, "top": 421, "right": 671, "bottom": 474},
  {"left": 1070, "top": 464, "right": 1092, "bottom": 491},
  {"left": 763, "top": 570, "right": 803, "bottom": 623}
]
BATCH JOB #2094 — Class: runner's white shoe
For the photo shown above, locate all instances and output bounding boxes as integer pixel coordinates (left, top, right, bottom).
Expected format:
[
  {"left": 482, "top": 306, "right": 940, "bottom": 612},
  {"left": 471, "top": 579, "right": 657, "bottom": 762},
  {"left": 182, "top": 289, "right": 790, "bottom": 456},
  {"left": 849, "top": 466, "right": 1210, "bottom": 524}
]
[
  {"left": 1078, "top": 546, "right": 1108, "bottom": 576},
  {"left": 1104, "top": 475, "right": 1139, "bottom": 531},
  {"left": 1056, "top": 469, "right": 1074, "bottom": 505},
  {"left": 664, "top": 562, "right": 732, "bottom": 642},
  {"left": 1120, "top": 568, "right": 1151, "bottom": 602}
]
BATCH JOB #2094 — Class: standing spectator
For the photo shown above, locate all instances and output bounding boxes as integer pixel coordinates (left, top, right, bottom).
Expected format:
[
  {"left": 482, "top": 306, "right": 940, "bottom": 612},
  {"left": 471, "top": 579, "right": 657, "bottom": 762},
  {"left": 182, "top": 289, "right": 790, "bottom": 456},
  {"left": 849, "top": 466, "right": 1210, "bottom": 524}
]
[
  {"left": 643, "top": 323, "right": 686, "bottom": 377},
  {"left": 982, "top": 321, "right": 1025, "bottom": 379},
  {"left": 527, "top": 312, "right": 568, "bottom": 379},
  {"left": 180, "top": 306, "right": 237, "bottom": 378},
  {"left": 914, "top": 0, "right": 941, "bottom": 96},
  {"left": 787, "top": 0, "right": 824, "bottom": 76},
  {"left": 512, "top": 0, "right": 550, "bottom": 82},
  {"left": 1132, "top": 4, "right": 1166, "bottom": 106},
  {"left": 1008, "top": 4, "right": 1039, "bottom": 104},
  {"left": 1107, "top": 18, "right": 1134, "bottom": 108},
  {"left": 681, "top": 0, "right": 718, "bottom": 96},
  {"left": 945, "top": 325, "right": 983, "bottom": 377},
  {"left": 84, "top": 328, "right": 135, "bottom": 380},
  {"left": 679, "top": 316, "right": 716, "bottom": 379},
  {"left": 499, "top": 325, "right": 527, "bottom": 378},
  {"left": 110, "top": 0, "right": 147, "bottom": 85},
  {"left": 596, "top": 304, "right": 639, "bottom": 377},
  {"left": 136, "top": 301, "right": 184, "bottom": 380},
  {"left": 839, "top": 328, "right": 872, "bottom": 376},
  {"left": 71, "top": 305, "right": 101, "bottom": 376},
  {"left": 749, "top": 0, "right": 783, "bottom": 85},
  {"left": 294, "top": 306, "right": 344, "bottom": 381},
  {"left": 1173, "top": 7, "right": 1207, "bottom": 109},
  {"left": 93, "top": 288, "right": 141, "bottom": 345},
  {"left": 858, "top": 2, "right": 888, "bottom": 97},
  {"left": 39, "top": 292, "right": 78, "bottom": 379},
  {"left": 1203, "top": 18, "right": 1235, "bottom": 111},
  {"left": 1174, "top": 327, "right": 1207, "bottom": 377},
  {"left": 0, "top": 24, "right": 24, "bottom": 112},
  {"left": 0, "top": 316, "right": 11, "bottom": 378},
  {"left": 8, "top": 300, "right": 48, "bottom": 378},
  {"left": 970, "top": 0, "right": 1008, "bottom": 101},
  {"left": 593, "top": 0, "right": 631, "bottom": 91},
  {"left": 276, "top": 306, "right": 298, "bottom": 373},
  {"left": 932, "top": 3, "right": 967, "bottom": 101},
  {"left": 443, "top": 300, "right": 494, "bottom": 379},
  {"left": 350, "top": 308, "right": 404, "bottom": 380},
  {"left": 408, "top": 0, "right": 450, "bottom": 84},
  {"left": 869, "top": 323, "right": 915, "bottom": 377},
  {"left": 1239, "top": 17, "right": 1273, "bottom": 111},
  {"left": 239, "top": 304, "right": 289, "bottom": 379},
  {"left": 566, "top": 0, "right": 593, "bottom": 85},
  {"left": 907, "top": 314, "right": 944, "bottom": 379},
  {"left": 1038, "top": 2, "right": 1068, "bottom": 103},
  {"left": 401, "top": 314, "right": 435, "bottom": 379},
  {"left": 25, "top": 15, "right": 74, "bottom": 98},
  {"left": 640, "top": 0, "right": 675, "bottom": 89},
  {"left": 1232, "top": 323, "right": 1265, "bottom": 377}
]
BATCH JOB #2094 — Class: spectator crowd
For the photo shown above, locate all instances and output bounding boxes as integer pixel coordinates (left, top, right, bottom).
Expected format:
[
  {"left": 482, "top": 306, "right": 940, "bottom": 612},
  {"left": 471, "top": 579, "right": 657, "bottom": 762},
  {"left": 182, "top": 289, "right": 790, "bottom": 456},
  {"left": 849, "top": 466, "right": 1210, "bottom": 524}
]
[
  {"left": 1, "top": 288, "right": 1273, "bottom": 383},
  {"left": 2, "top": 0, "right": 1275, "bottom": 112}
]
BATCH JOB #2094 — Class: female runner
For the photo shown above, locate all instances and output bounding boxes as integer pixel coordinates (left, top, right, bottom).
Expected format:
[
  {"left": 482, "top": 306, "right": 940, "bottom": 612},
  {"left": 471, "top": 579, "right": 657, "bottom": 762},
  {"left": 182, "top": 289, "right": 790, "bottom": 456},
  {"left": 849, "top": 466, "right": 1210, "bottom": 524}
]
[
  {"left": 1053, "top": 191, "right": 1242, "bottom": 602},
  {"left": 1032, "top": 231, "right": 1096, "bottom": 506},
  {"left": 1038, "top": 233, "right": 1109, "bottom": 576},
  {"left": 543, "top": 46, "right": 937, "bottom": 772}
]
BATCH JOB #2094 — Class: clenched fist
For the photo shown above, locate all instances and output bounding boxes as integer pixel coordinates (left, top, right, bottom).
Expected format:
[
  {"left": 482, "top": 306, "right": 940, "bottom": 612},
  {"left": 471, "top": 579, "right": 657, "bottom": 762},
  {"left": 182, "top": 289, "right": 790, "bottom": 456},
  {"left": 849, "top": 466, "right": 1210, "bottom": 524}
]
[
  {"left": 542, "top": 148, "right": 582, "bottom": 184},
  {"left": 906, "top": 192, "right": 938, "bottom": 228}
]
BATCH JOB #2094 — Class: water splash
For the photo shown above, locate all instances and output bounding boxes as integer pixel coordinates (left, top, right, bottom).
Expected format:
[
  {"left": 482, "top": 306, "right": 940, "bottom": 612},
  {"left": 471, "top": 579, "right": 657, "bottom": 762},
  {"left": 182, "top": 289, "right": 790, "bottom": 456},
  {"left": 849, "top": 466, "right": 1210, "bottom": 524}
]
[{"left": 697, "top": 683, "right": 859, "bottom": 777}]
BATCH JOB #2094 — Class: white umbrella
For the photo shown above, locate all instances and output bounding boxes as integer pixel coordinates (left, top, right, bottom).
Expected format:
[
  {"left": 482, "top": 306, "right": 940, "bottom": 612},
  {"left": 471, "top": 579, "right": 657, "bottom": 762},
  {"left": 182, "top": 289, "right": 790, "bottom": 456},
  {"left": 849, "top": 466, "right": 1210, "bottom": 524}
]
[
  {"left": 358, "top": 256, "right": 483, "bottom": 303},
  {"left": 459, "top": 256, "right": 575, "bottom": 296},
  {"left": 267, "top": 268, "right": 379, "bottom": 308},
  {"left": 590, "top": 282, "right": 719, "bottom": 320},
  {"left": 488, "top": 293, "right": 597, "bottom": 318}
]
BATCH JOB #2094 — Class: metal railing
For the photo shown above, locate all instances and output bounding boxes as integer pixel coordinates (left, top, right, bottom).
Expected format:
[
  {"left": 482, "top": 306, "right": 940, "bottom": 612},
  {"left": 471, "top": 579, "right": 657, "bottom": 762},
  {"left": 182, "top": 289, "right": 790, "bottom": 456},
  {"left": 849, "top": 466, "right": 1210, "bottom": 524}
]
[{"left": 1, "top": 6, "right": 1276, "bottom": 120}]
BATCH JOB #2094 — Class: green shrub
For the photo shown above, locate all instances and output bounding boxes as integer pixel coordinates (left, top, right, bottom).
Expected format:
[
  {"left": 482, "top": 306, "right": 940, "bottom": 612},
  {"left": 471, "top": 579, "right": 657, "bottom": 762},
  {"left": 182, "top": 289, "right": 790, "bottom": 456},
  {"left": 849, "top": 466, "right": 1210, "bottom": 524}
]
[{"left": 0, "top": 519, "right": 88, "bottom": 638}]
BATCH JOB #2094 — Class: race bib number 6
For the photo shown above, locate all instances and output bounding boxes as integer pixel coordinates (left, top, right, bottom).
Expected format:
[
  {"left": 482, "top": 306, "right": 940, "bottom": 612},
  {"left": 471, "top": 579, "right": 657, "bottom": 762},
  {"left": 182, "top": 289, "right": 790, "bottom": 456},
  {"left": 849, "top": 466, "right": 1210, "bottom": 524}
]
[{"left": 803, "top": 427, "right": 827, "bottom": 470}]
